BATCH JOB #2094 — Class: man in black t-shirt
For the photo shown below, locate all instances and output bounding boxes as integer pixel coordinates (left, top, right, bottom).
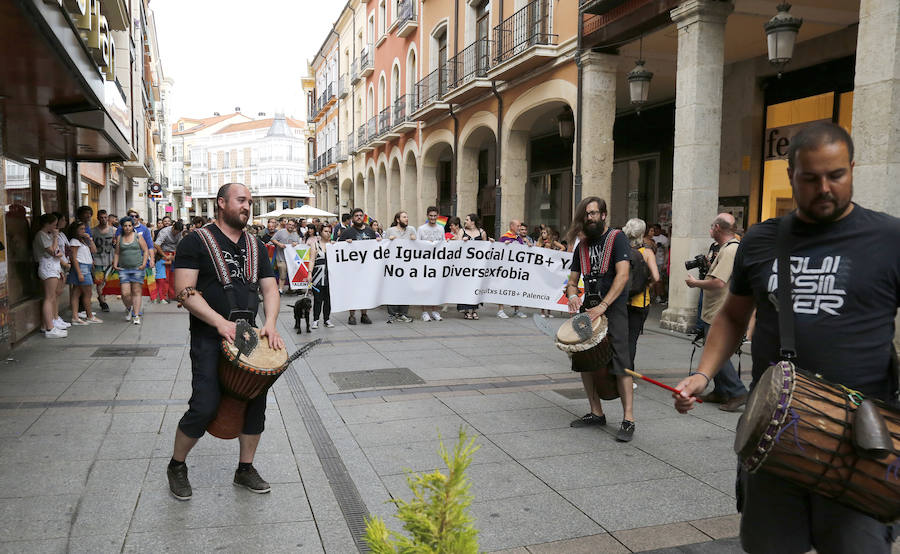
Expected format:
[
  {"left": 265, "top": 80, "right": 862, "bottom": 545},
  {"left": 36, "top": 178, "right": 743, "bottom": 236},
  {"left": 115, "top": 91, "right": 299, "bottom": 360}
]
[
  {"left": 167, "top": 183, "right": 284, "bottom": 501},
  {"left": 565, "top": 197, "right": 636, "bottom": 442},
  {"left": 674, "top": 122, "right": 900, "bottom": 553},
  {"left": 336, "top": 208, "right": 380, "bottom": 324}
]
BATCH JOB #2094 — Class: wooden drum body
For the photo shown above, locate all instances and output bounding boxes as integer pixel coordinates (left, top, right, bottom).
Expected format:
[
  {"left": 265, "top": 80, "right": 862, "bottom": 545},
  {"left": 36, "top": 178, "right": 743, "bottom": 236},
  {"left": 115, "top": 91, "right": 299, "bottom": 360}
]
[
  {"left": 735, "top": 361, "right": 900, "bottom": 522},
  {"left": 555, "top": 314, "right": 618, "bottom": 400},
  {"left": 206, "top": 328, "right": 289, "bottom": 440}
]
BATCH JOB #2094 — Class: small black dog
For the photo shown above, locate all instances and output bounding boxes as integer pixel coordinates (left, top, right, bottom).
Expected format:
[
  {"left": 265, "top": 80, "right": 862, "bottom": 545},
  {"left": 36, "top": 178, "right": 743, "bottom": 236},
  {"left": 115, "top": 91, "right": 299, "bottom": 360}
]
[{"left": 293, "top": 296, "right": 312, "bottom": 334}]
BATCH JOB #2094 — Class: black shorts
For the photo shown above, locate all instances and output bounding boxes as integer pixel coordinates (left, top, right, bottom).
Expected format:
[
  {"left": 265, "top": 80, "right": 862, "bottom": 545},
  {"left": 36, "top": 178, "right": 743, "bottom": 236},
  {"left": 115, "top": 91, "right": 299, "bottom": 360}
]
[{"left": 178, "top": 332, "right": 267, "bottom": 438}]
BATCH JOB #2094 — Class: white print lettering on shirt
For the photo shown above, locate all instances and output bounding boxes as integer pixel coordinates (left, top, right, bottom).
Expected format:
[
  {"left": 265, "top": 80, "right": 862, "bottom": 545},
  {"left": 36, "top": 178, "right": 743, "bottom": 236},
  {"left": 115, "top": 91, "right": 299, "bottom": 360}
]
[
  {"left": 221, "top": 249, "right": 246, "bottom": 281},
  {"left": 767, "top": 255, "right": 846, "bottom": 316}
]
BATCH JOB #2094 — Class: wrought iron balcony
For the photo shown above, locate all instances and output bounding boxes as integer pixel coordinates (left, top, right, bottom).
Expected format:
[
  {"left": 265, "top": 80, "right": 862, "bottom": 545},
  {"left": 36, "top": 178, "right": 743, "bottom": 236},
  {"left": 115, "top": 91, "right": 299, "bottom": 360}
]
[
  {"left": 445, "top": 38, "right": 494, "bottom": 103},
  {"left": 391, "top": 94, "right": 417, "bottom": 134},
  {"left": 338, "top": 75, "right": 348, "bottom": 98},
  {"left": 397, "top": 0, "right": 417, "bottom": 38},
  {"left": 413, "top": 67, "right": 450, "bottom": 116},
  {"left": 347, "top": 132, "right": 356, "bottom": 154},
  {"left": 493, "top": 0, "right": 557, "bottom": 65},
  {"left": 336, "top": 141, "right": 347, "bottom": 162},
  {"left": 378, "top": 107, "right": 391, "bottom": 137},
  {"left": 359, "top": 46, "right": 374, "bottom": 79}
]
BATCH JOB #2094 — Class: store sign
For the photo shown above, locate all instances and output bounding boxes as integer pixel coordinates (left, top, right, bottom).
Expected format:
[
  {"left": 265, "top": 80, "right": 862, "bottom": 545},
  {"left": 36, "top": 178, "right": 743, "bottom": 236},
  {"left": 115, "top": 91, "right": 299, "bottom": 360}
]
[
  {"left": 764, "top": 119, "right": 832, "bottom": 161},
  {"left": 46, "top": 0, "right": 116, "bottom": 81}
]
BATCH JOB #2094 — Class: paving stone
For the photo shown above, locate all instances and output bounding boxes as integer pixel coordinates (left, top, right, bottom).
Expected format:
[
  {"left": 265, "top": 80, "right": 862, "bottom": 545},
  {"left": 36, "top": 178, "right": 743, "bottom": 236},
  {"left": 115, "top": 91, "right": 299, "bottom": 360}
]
[
  {"left": 384, "top": 460, "right": 553, "bottom": 504},
  {"left": 464, "top": 406, "right": 578, "bottom": 434},
  {"left": 695, "top": 468, "right": 738, "bottom": 498},
  {"left": 0, "top": 494, "right": 77, "bottom": 541},
  {"left": 145, "top": 453, "right": 300, "bottom": 488},
  {"left": 0, "top": 459, "right": 92, "bottom": 498},
  {"left": 563, "top": 476, "right": 737, "bottom": 532},
  {"left": 641, "top": 536, "right": 745, "bottom": 553},
  {"left": 690, "top": 514, "right": 740, "bottom": 540},
  {"left": 97, "top": 432, "right": 160, "bottom": 460},
  {"left": 0, "top": 408, "right": 45, "bottom": 437},
  {"left": 130, "top": 482, "right": 313, "bottom": 532},
  {"left": 0, "top": 433, "right": 103, "bottom": 463},
  {"left": 69, "top": 492, "right": 139, "bottom": 537},
  {"left": 123, "top": 521, "right": 324, "bottom": 552},
  {"left": 57, "top": 381, "right": 121, "bottom": 402},
  {"left": 488, "top": 427, "right": 623, "bottom": 459},
  {"left": 438, "top": 391, "right": 555, "bottom": 414},
  {"left": 347, "top": 414, "right": 472, "bottom": 447},
  {"left": 84, "top": 459, "right": 150, "bottom": 494},
  {"left": 68, "top": 533, "right": 127, "bottom": 553},
  {"left": 26, "top": 407, "right": 112, "bottom": 436},
  {"left": 521, "top": 448, "right": 684, "bottom": 491},
  {"left": 525, "top": 533, "right": 629, "bottom": 553},
  {"left": 114, "top": 380, "right": 174, "bottom": 401},
  {"left": 363, "top": 436, "right": 511, "bottom": 476},
  {"left": 638, "top": 438, "right": 737, "bottom": 477},
  {"left": 613, "top": 522, "right": 711, "bottom": 552},
  {"left": 336, "top": 397, "right": 453, "bottom": 424},
  {"left": 107, "top": 410, "right": 165, "bottom": 434},
  {"left": 470, "top": 492, "right": 602, "bottom": 552}
]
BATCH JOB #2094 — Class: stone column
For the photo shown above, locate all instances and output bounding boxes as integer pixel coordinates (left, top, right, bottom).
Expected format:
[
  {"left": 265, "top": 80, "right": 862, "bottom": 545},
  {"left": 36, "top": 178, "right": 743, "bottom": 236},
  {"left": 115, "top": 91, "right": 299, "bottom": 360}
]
[
  {"left": 579, "top": 52, "right": 618, "bottom": 208},
  {"left": 500, "top": 129, "right": 528, "bottom": 229},
  {"left": 205, "top": 199, "right": 214, "bottom": 218},
  {"left": 852, "top": 0, "right": 900, "bottom": 216},
  {"left": 660, "top": 0, "right": 733, "bottom": 333}
]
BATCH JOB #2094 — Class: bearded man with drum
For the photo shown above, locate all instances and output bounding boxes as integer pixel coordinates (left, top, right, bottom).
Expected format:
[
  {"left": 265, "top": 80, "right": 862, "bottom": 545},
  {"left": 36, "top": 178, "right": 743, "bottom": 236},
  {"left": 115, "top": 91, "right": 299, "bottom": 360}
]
[
  {"left": 168, "top": 183, "right": 284, "bottom": 501},
  {"left": 565, "top": 197, "right": 636, "bottom": 442},
  {"left": 673, "top": 122, "right": 900, "bottom": 553}
]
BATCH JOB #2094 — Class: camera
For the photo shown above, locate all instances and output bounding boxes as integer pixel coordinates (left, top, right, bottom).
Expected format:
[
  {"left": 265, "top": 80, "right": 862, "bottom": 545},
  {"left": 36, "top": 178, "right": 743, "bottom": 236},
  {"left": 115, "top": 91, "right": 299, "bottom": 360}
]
[
  {"left": 583, "top": 276, "right": 603, "bottom": 309},
  {"left": 684, "top": 255, "right": 711, "bottom": 280}
]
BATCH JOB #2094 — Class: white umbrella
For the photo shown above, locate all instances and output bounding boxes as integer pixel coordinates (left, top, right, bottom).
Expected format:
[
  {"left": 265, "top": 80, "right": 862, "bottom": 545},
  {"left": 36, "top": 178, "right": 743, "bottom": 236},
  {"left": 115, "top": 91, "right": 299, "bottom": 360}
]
[{"left": 280, "top": 205, "right": 337, "bottom": 218}]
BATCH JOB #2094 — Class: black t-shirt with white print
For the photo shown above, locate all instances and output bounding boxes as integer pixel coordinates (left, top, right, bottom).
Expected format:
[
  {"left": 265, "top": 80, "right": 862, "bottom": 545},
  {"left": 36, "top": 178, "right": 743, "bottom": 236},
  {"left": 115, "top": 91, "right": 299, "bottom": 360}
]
[
  {"left": 174, "top": 224, "right": 275, "bottom": 337},
  {"left": 730, "top": 205, "right": 900, "bottom": 399},
  {"left": 569, "top": 228, "right": 631, "bottom": 304}
]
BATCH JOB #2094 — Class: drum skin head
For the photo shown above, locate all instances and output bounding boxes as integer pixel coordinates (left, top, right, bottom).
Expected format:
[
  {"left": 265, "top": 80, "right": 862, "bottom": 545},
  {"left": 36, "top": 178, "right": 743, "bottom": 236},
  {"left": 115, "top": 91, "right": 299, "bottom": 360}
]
[
  {"left": 224, "top": 327, "right": 288, "bottom": 370},
  {"left": 557, "top": 314, "right": 607, "bottom": 345},
  {"left": 734, "top": 363, "right": 788, "bottom": 459}
]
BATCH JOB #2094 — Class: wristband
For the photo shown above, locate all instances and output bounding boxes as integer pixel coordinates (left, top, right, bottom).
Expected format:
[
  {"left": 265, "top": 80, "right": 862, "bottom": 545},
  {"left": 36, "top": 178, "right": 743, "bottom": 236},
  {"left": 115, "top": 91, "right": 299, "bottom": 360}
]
[
  {"left": 599, "top": 301, "right": 609, "bottom": 309},
  {"left": 689, "top": 372, "right": 710, "bottom": 385},
  {"left": 568, "top": 294, "right": 579, "bottom": 301}
]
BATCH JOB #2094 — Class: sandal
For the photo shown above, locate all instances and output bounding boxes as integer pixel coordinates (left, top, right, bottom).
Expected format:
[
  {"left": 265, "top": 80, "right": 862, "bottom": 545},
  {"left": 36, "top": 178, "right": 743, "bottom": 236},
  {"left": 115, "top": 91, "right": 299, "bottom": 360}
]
[
  {"left": 472, "top": 312, "right": 479, "bottom": 320},
  {"left": 463, "top": 313, "right": 472, "bottom": 320}
]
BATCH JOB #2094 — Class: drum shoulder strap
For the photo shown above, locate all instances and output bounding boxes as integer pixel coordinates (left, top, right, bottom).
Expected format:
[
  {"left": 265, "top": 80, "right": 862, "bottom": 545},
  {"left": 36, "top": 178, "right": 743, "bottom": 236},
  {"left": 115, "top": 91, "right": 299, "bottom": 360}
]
[
  {"left": 196, "top": 227, "right": 231, "bottom": 286},
  {"left": 776, "top": 214, "right": 796, "bottom": 361},
  {"left": 578, "top": 229, "right": 621, "bottom": 277}
]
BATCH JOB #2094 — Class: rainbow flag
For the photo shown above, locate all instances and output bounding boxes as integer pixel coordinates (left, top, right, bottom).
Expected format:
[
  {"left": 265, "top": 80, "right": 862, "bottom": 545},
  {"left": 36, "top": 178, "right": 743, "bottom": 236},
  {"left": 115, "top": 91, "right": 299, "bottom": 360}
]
[
  {"left": 434, "top": 215, "right": 449, "bottom": 227},
  {"left": 265, "top": 243, "right": 277, "bottom": 269},
  {"left": 100, "top": 266, "right": 157, "bottom": 297},
  {"left": 363, "top": 213, "right": 373, "bottom": 225}
]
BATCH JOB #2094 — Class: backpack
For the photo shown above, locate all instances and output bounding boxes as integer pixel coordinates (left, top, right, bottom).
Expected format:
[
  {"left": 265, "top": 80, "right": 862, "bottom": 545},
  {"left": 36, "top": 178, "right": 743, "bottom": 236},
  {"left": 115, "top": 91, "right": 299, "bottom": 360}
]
[{"left": 627, "top": 246, "right": 651, "bottom": 299}]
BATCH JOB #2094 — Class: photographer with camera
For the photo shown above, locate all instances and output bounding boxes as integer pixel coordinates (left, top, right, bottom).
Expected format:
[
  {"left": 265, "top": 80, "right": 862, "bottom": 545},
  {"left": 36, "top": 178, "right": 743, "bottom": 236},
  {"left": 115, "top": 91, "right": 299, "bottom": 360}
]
[
  {"left": 685, "top": 213, "right": 747, "bottom": 411},
  {"left": 565, "top": 197, "right": 636, "bottom": 442}
]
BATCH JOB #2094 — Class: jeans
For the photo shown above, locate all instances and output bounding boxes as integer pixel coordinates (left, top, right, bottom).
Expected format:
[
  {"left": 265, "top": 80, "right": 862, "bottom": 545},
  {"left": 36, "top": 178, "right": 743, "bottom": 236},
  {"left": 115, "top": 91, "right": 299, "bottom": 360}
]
[{"left": 699, "top": 320, "right": 747, "bottom": 398}]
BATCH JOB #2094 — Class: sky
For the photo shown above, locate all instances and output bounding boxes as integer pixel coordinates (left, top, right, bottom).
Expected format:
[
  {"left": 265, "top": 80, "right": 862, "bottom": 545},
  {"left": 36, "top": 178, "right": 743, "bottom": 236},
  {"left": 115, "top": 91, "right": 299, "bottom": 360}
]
[{"left": 151, "top": 0, "right": 344, "bottom": 122}]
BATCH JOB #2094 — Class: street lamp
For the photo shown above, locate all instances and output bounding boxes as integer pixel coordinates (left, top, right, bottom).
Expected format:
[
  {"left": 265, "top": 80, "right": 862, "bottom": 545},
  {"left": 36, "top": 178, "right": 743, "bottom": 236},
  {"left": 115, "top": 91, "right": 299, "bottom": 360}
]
[
  {"left": 765, "top": 3, "right": 803, "bottom": 77},
  {"left": 627, "top": 36, "right": 653, "bottom": 114}
]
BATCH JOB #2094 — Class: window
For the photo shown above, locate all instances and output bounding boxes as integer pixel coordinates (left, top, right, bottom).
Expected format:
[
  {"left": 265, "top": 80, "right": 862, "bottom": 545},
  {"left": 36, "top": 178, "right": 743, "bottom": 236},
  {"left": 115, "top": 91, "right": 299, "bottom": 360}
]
[
  {"left": 379, "top": 1, "right": 386, "bottom": 36},
  {"left": 368, "top": 17, "right": 375, "bottom": 44},
  {"left": 224, "top": 151, "right": 230, "bottom": 169}
]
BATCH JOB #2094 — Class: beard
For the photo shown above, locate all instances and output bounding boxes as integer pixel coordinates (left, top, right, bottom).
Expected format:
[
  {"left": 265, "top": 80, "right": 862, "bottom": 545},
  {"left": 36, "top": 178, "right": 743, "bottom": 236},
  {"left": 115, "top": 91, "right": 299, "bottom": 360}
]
[
  {"left": 584, "top": 220, "right": 605, "bottom": 242},
  {"left": 800, "top": 192, "right": 852, "bottom": 223},
  {"left": 353, "top": 221, "right": 365, "bottom": 229},
  {"left": 222, "top": 208, "right": 248, "bottom": 230},
  {"left": 397, "top": 221, "right": 407, "bottom": 229}
]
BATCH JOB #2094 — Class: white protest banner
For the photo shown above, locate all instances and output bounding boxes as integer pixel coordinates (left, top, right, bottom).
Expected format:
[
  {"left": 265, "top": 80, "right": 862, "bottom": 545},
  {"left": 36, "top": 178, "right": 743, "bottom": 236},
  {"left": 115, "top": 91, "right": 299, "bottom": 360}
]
[
  {"left": 283, "top": 244, "right": 311, "bottom": 290},
  {"left": 326, "top": 239, "right": 580, "bottom": 312}
]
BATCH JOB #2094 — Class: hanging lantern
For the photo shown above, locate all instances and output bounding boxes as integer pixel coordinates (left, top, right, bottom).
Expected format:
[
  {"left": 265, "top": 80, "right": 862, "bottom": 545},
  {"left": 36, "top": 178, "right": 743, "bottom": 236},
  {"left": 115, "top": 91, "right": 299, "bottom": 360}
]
[
  {"left": 765, "top": 3, "right": 803, "bottom": 76},
  {"left": 627, "top": 60, "right": 653, "bottom": 113}
]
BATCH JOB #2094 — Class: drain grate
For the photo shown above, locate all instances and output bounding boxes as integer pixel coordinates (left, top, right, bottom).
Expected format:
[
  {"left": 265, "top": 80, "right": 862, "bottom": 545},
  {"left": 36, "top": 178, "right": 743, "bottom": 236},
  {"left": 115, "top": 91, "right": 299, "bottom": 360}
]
[
  {"left": 330, "top": 367, "right": 424, "bottom": 391},
  {"left": 91, "top": 346, "right": 160, "bottom": 357},
  {"left": 284, "top": 367, "right": 371, "bottom": 552},
  {"left": 553, "top": 387, "right": 587, "bottom": 400}
]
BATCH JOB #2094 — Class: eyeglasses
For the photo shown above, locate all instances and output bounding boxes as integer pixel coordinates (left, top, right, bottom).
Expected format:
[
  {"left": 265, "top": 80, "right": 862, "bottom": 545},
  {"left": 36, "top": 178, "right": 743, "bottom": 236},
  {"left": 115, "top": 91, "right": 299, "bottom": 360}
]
[{"left": 586, "top": 210, "right": 602, "bottom": 217}]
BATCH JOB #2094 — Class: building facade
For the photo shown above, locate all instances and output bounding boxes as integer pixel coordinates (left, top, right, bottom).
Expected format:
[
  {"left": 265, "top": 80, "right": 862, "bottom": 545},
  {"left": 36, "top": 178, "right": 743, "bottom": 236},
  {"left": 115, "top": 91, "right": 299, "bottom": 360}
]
[
  {"left": 185, "top": 114, "right": 311, "bottom": 219},
  {"left": 0, "top": 0, "right": 170, "bottom": 346}
]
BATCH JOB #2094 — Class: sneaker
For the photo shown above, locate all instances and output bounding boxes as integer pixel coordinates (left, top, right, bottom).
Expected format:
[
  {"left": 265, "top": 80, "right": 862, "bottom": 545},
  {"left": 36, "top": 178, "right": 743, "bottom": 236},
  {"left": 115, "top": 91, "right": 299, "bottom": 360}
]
[
  {"left": 86, "top": 316, "right": 104, "bottom": 324},
  {"left": 44, "top": 327, "right": 67, "bottom": 339},
  {"left": 431, "top": 311, "right": 442, "bottom": 321},
  {"left": 159, "top": 299, "right": 168, "bottom": 305},
  {"left": 547, "top": 313, "right": 555, "bottom": 319},
  {"left": 720, "top": 394, "right": 748, "bottom": 413},
  {"left": 570, "top": 413, "right": 606, "bottom": 428},
  {"left": 324, "top": 320, "right": 334, "bottom": 328},
  {"left": 70, "top": 318, "right": 89, "bottom": 326},
  {"left": 421, "top": 312, "right": 432, "bottom": 322},
  {"left": 167, "top": 464, "right": 192, "bottom": 501},
  {"left": 99, "top": 301, "right": 110, "bottom": 312},
  {"left": 385, "top": 317, "right": 394, "bottom": 324},
  {"left": 496, "top": 310, "right": 509, "bottom": 319},
  {"left": 78, "top": 311, "right": 87, "bottom": 319},
  {"left": 133, "top": 315, "right": 142, "bottom": 325},
  {"left": 233, "top": 466, "right": 271, "bottom": 494},
  {"left": 360, "top": 314, "right": 372, "bottom": 324},
  {"left": 348, "top": 314, "right": 357, "bottom": 325},
  {"left": 399, "top": 315, "right": 413, "bottom": 323},
  {"left": 311, "top": 321, "right": 318, "bottom": 329},
  {"left": 53, "top": 317, "right": 71, "bottom": 329},
  {"left": 125, "top": 308, "right": 133, "bottom": 322},
  {"left": 615, "top": 420, "right": 636, "bottom": 442},
  {"left": 514, "top": 310, "right": 528, "bottom": 318}
]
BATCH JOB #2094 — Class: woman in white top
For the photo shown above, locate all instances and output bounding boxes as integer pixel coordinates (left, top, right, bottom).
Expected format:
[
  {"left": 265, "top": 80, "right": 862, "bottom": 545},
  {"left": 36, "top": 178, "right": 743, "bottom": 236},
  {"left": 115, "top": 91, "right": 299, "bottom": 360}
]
[
  {"left": 33, "top": 214, "right": 67, "bottom": 338},
  {"left": 66, "top": 221, "right": 102, "bottom": 325}
]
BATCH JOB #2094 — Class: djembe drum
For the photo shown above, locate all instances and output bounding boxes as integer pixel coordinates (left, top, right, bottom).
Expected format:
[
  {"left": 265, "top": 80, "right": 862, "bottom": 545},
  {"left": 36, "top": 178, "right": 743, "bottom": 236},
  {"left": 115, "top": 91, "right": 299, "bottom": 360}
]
[
  {"left": 735, "top": 361, "right": 900, "bottom": 522},
  {"left": 555, "top": 313, "right": 618, "bottom": 400}
]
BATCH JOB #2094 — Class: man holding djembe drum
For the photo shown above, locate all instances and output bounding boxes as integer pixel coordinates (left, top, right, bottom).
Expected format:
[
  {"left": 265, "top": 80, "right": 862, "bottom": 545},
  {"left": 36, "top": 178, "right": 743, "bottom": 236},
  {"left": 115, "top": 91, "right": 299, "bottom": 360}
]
[
  {"left": 674, "top": 122, "right": 900, "bottom": 553},
  {"left": 168, "top": 183, "right": 284, "bottom": 501}
]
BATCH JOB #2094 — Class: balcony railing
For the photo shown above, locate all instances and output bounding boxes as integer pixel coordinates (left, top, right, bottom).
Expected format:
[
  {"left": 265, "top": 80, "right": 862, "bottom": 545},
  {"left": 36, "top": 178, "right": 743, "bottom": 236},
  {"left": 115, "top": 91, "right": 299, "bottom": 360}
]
[
  {"left": 494, "top": 0, "right": 556, "bottom": 64},
  {"left": 378, "top": 107, "right": 391, "bottom": 136},
  {"left": 336, "top": 141, "right": 347, "bottom": 162},
  {"left": 358, "top": 124, "right": 367, "bottom": 146},
  {"left": 414, "top": 67, "right": 449, "bottom": 111},
  {"left": 392, "top": 94, "right": 411, "bottom": 126},
  {"left": 448, "top": 38, "right": 493, "bottom": 89},
  {"left": 360, "top": 46, "right": 373, "bottom": 72},
  {"left": 367, "top": 117, "right": 377, "bottom": 140},
  {"left": 338, "top": 75, "right": 348, "bottom": 98},
  {"left": 347, "top": 132, "right": 356, "bottom": 154}
]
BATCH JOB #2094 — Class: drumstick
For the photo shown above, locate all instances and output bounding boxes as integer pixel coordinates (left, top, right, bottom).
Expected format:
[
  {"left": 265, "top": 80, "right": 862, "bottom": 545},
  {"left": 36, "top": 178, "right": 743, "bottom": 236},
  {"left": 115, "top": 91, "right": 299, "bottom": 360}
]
[{"left": 624, "top": 369, "right": 703, "bottom": 403}]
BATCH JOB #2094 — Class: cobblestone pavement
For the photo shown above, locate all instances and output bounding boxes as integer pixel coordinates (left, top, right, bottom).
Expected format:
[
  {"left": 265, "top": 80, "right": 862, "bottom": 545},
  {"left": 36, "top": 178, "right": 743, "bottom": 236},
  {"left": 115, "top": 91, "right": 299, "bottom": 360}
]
[{"left": 0, "top": 299, "right": 864, "bottom": 553}]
